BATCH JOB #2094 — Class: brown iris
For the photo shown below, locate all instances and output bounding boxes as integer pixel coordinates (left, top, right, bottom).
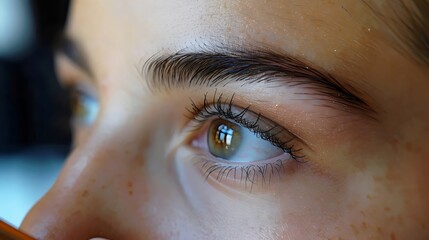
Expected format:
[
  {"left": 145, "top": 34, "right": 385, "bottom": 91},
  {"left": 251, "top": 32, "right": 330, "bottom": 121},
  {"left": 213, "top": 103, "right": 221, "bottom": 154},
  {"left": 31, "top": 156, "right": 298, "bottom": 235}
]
[{"left": 208, "top": 119, "right": 242, "bottom": 160}]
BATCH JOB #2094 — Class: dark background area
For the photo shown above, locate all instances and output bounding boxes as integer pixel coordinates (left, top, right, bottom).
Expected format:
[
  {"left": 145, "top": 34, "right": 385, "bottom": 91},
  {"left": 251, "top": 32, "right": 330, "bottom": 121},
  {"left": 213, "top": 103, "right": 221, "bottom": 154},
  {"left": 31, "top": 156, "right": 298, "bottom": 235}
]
[
  {"left": 0, "top": 0, "right": 71, "bottom": 153},
  {"left": 0, "top": 0, "right": 72, "bottom": 226}
]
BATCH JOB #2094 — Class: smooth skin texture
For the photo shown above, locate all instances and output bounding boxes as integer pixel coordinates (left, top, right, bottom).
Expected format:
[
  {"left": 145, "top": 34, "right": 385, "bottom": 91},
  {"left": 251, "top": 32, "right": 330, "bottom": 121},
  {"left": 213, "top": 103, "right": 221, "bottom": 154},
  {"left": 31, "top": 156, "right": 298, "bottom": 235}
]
[{"left": 21, "top": 0, "right": 429, "bottom": 239}]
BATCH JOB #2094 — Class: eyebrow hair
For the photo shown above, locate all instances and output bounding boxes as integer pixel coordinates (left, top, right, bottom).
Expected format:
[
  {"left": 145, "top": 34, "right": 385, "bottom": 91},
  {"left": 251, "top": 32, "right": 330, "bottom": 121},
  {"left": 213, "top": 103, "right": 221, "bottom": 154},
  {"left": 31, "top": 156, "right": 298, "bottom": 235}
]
[
  {"left": 364, "top": 0, "right": 429, "bottom": 66},
  {"left": 142, "top": 48, "right": 376, "bottom": 119},
  {"left": 406, "top": 0, "right": 429, "bottom": 65},
  {"left": 56, "top": 35, "right": 93, "bottom": 76}
]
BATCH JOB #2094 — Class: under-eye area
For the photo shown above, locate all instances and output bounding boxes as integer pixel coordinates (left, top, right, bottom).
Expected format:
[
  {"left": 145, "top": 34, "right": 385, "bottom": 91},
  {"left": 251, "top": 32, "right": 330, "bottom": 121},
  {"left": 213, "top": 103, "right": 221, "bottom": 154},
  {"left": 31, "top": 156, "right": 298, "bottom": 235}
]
[{"left": 194, "top": 154, "right": 300, "bottom": 192}]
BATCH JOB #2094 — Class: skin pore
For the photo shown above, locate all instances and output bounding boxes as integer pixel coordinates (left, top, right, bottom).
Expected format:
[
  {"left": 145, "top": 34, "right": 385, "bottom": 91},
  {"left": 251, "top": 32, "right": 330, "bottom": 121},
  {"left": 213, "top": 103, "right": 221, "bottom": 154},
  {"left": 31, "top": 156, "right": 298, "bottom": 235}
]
[{"left": 21, "top": 0, "right": 429, "bottom": 239}]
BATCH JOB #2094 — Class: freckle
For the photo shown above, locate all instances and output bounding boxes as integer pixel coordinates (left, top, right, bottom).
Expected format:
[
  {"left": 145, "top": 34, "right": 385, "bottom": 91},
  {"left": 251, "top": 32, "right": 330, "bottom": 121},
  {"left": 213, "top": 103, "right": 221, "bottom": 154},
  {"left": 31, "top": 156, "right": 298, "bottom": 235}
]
[
  {"left": 390, "top": 232, "right": 396, "bottom": 240},
  {"left": 366, "top": 194, "right": 373, "bottom": 200},
  {"left": 354, "top": 160, "right": 367, "bottom": 170},
  {"left": 73, "top": 210, "right": 81, "bottom": 216},
  {"left": 101, "top": 185, "right": 106, "bottom": 190},
  {"left": 81, "top": 190, "right": 89, "bottom": 197},
  {"left": 398, "top": 216, "right": 404, "bottom": 225},
  {"left": 373, "top": 176, "right": 383, "bottom": 182},
  {"left": 128, "top": 181, "right": 133, "bottom": 188},
  {"left": 384, "top": 207, "right": 391, "bottom": 211},
  {"left": 386, "top": 185, "right": 393, "bottom": 193},
  {"left": 129, "top": 190, "right": 133, "bottom": 196},
  {"left": 405, "top": 142, "right": 414, "bottom": 152},
  {"left": 361, "top": 222, "right": 367, "bottom": 228},
  {"left": 377, "top": 227, "right": 383, "bottom": 233},
  {"left": 350, "top": 224, "right": 359, "bottom": 235},
  {"left": 359, "top": 210, "right": 366, "bottom": 216}
]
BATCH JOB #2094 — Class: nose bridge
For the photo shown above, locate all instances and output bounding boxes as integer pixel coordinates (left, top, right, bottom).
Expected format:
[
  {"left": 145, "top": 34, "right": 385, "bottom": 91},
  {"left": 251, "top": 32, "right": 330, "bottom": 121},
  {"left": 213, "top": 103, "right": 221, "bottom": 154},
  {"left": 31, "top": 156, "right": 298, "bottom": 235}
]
[
  {"left": 20, "top": 98, "right": 175, "bottom": 239},
  {"left": 21, "top": 123, "right": 150, "bottom": 239}
]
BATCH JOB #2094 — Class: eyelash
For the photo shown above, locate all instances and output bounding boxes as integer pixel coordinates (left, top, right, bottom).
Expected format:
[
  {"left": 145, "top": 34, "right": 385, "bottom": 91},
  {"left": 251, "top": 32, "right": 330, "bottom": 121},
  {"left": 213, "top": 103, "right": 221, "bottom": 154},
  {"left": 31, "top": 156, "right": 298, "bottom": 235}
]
[{"left": 186, "top": 90, "right": 305, "bottom": 189}]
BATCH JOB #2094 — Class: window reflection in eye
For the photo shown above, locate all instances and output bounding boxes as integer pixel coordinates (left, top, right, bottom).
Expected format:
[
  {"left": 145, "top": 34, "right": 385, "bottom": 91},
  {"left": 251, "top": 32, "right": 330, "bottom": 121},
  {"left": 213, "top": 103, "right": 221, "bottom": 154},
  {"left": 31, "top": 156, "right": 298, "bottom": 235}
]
[
  {"left": 207, "top": 119, "right": 242, "bottom": 160},
  {"left": 186, "top": 91, "right": 305, "bottom": 189},
  {"left": 70, "top": 88, "right": 99, "bottom": 126},
  {"left": 205, "top": 118, "right": 285, "bottom": 162}
]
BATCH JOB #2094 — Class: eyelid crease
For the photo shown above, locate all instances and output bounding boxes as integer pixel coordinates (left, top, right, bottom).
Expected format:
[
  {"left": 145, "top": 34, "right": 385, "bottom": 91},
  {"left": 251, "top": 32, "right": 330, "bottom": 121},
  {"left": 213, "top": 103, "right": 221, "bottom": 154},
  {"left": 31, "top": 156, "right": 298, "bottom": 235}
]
[{"left": 142, "top": 46, "right": 377, "bottom": 120}]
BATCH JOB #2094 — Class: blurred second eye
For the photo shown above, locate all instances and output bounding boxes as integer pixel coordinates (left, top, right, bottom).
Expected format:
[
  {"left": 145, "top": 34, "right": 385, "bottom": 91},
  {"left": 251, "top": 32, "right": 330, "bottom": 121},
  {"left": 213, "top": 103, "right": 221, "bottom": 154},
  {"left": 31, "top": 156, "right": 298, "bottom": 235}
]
[{"left": 70, "top": 88, "right": 99, "bottom": 126}]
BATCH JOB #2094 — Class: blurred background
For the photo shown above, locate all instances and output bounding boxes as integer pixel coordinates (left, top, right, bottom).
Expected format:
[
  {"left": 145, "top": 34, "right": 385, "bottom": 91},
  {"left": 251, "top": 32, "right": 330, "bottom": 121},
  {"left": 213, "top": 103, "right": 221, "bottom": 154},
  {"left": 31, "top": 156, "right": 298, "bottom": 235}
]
[{"left": 0, "top": 0, "right": 71, "bottom": 227}]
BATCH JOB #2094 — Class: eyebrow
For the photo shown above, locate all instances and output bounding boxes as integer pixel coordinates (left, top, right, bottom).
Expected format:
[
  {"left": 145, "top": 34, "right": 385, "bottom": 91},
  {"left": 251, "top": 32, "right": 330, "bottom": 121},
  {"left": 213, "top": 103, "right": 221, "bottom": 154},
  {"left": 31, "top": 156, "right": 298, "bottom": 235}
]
[
  {"left": 142, "top": 48, "right": 376, "bottom": 119},
  {"left": 56, "top": 35, "right": 93, "bottom": 76}
]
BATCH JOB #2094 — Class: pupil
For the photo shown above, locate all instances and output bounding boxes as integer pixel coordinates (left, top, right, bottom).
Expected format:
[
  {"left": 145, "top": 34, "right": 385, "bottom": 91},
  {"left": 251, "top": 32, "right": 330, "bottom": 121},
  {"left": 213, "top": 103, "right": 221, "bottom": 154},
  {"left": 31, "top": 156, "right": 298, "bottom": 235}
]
[{"left": 208, "top": 119, "right": 242, "bottom": 159}]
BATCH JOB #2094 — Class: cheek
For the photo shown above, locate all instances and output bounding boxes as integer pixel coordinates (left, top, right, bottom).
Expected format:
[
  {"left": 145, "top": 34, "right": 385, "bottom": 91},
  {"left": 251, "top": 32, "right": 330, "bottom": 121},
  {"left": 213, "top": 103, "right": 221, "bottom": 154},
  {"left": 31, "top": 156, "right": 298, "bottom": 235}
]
[
  {"left": 173, "top": 146, "right": 349, "bottom": 239},
  {"left": 334, "top": 160, "right": 429, "bottom": 240}
]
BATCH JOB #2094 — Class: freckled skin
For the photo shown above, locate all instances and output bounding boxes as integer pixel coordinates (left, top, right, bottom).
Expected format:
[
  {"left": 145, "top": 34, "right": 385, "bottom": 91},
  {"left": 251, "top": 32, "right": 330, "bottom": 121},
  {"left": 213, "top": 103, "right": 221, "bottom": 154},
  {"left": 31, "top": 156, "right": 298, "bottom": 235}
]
[{"left": 21, "top": 0, "right": 429, "bottom": 239}]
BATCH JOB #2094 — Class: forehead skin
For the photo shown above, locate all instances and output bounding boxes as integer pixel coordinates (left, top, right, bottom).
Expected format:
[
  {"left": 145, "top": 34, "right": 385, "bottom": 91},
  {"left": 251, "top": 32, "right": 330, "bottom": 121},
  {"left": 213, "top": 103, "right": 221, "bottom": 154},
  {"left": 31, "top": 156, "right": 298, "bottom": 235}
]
[
  {"left": 22, "top": 0, "right": 429, "bottom": 239},
  {"left": 70, "top": 0, "right": 379, "bottom": 74}
]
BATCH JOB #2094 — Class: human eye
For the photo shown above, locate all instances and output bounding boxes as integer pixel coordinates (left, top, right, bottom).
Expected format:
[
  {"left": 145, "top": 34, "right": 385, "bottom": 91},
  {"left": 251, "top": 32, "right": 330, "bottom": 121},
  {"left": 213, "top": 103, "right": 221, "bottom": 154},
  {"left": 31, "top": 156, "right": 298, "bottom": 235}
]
[
  {"left": 70, "top": 86, "right": 99, "bottom": 127},
  {"left": 184, "top": 91, "right": 305, "bottom": 191}
]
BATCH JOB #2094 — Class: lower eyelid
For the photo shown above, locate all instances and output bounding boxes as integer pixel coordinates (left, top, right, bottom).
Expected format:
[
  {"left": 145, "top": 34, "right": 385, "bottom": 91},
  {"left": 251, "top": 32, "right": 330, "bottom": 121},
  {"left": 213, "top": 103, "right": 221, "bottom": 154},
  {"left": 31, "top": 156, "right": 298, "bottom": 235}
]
[{"left": 191, "top": 150, "right": 301, "bottom": 190}]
